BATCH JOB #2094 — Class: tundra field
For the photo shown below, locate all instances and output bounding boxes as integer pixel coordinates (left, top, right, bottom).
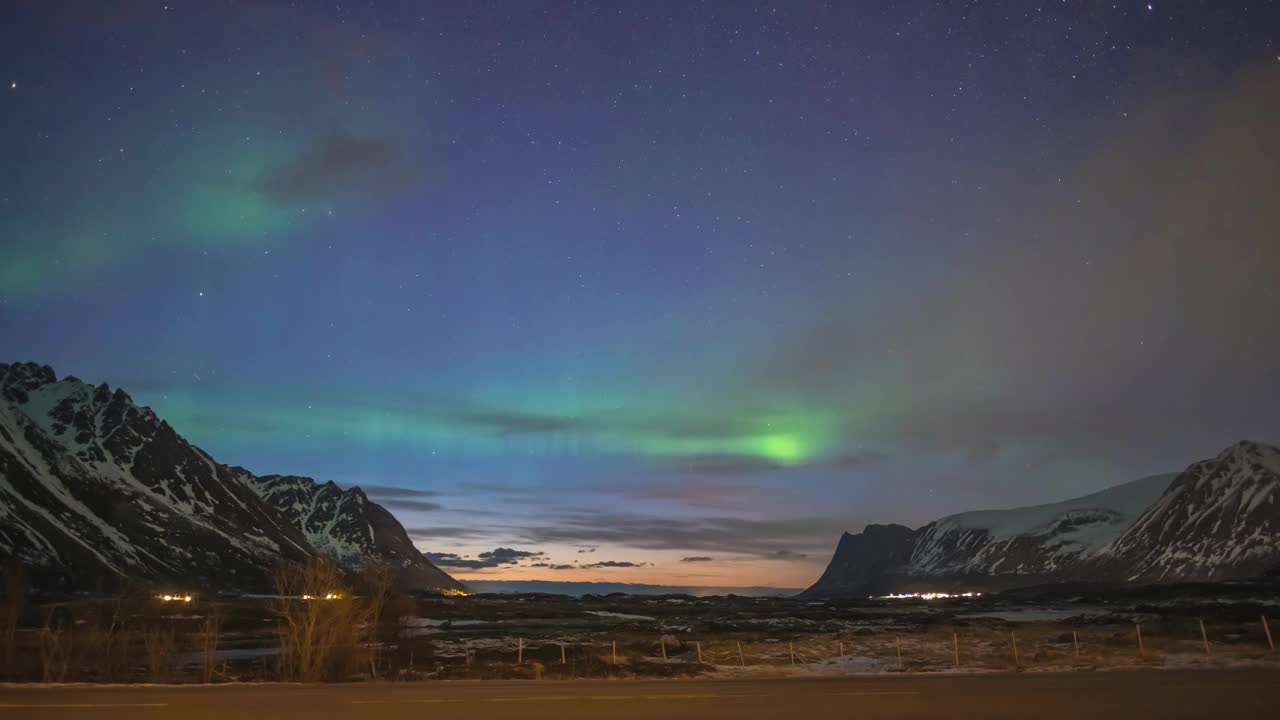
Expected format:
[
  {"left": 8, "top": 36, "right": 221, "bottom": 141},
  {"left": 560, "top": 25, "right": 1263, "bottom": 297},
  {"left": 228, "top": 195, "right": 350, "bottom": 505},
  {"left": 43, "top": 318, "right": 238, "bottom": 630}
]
[{"left": 3, "top": 579, "right": 1277, "bottom": 684}]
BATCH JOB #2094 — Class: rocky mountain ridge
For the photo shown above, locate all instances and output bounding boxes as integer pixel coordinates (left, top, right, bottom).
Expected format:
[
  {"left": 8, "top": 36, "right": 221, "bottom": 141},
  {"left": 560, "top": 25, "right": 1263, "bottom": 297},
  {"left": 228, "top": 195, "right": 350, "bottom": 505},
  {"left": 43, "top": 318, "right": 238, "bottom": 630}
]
[
  {"left": 804, "top": 441, "right": 1280, "bottom": 597},
  {"left": 0, "top": 362, "right": 461, "bottom": 593}
]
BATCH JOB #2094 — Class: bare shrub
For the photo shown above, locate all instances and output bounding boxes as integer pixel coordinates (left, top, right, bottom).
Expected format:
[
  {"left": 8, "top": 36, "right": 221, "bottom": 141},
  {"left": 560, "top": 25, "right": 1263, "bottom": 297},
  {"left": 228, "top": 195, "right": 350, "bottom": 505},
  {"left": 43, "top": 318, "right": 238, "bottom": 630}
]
[
  {"left": 360, "top": 561, "right": 394, "bottom": 679},
  {"left": 272, "top": 557, "right": 366, "bottom": 682},
  {"left": 199, "top": 605, "right": 224, "bottom": 683},
  {"left": 1, "top": 561, "right": 29, "bottom": 679},
  {"left": 142, "top": 624, "right": 177, "bottom": 682},
  {"left": 38, "top": 610, "right": 70, "bottom": 683}
]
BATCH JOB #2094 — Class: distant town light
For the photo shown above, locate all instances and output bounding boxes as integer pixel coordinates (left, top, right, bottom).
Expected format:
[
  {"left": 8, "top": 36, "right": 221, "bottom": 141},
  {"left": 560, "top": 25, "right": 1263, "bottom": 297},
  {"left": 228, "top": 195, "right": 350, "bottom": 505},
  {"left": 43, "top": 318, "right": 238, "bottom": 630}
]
[{"left": 872, "top": 591, "right": 983, "bottom": 600}]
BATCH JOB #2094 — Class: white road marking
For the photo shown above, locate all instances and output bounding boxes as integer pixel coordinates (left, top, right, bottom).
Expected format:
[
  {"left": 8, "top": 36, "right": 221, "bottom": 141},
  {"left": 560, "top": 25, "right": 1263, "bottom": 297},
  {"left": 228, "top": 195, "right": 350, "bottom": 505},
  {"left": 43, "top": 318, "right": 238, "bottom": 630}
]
[
  {"left": 0, "top": 703, "right": 170, "bottom": 709},
  {"left": 829, "top": 686, "right": 921, "bottom": 691},
  {"left": 351, "top": 699, "right": 465, "bottom": 704}
]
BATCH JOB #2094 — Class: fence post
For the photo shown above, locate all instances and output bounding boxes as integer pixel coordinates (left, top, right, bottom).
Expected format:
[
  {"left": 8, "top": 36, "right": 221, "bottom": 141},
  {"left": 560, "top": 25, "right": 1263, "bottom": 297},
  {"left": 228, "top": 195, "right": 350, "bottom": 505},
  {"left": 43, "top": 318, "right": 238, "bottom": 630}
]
[
  {"left": 1136, "top": 624, "right": 1144, "bottom": 658},
  {"left": 953, "top": 632, "right": 960, "bottom": 668},
  {"left": 1263, "top": 615, "right": 1275, "bottom": 653},
  {"left": 1072, "top": 631, "right": 1080, "bottom": 658},
  {"left": 465, "top": 640, "right": 472, "bottom": 667},
  {"left": 896, "top": 635, "right": 903, "bottom": 670},
  {"left": 1010, "top": 631, "right": 1020, "bottom": 670},
  {"left": 612, "top": 640, "right": 617, "bottom": 666},
  {"left": 518, "top": 637, "right": 523, "bottom": 665},
  {"left": 697, "top": 640, "right": 704, "bottom": 665},
  {"left": 789, "top": 641, "right": 796, "bottom": 665},
  {"left": 737, "top": 640, "right": 745, "bottom": 668},
  {"left": 1199, "top": 619, "right": 1211, "bottom": 656},
  {"left": 839, "top": 640, "right": 846, "bottom": 673},
  {"left": 660, "top": 636, "right": 667, "bottom": 662}
]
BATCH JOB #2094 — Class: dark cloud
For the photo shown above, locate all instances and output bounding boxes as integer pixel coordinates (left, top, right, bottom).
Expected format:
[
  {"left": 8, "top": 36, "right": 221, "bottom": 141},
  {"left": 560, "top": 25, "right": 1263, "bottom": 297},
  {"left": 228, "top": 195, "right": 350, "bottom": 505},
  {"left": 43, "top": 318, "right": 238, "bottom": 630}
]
[
  {"left": 680, "top": 556, "right": 714, "bottom": 563},
  {"left": 510, "top": 510, "right": 847, "bottom": 558},
  {"left": 582, "top": 560, "right": 648, "bottom": 569},
  {"left": 407, "top": 526, "right": 497, "bottom": 541},
  {"left": 622, "top": 479, "right": 777, "bottom": 511},
  {"left": 423, "top": 546, "right": 546, "bottom": 570},
  {"left": 478, "top": 547, "right": 546, "bottom": 563},
  {"left": 361, "top": 485, "right": 441, "bottom": 499},
  {"left": 529, "top": 563, "right": 576, "bottom": 570},
  {"left": 576, "top": 546, "right": 597, "bottom": 553},
  {"left": 378, "top": 499, "right": 443, "bottom": 512},
  {"left": 257, "top": 135, "right": 415, "bottom": 205},
  {"left": 766, "top": 549, "right": 807, "bottom": 560}
]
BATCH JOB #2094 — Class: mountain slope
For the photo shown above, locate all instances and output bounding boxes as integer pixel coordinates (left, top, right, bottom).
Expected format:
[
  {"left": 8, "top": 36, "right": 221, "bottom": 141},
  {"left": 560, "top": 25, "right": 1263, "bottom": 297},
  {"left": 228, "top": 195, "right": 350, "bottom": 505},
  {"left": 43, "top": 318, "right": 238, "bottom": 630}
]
[
  {"left": 1102, "top": 441, "right": 1280, "bottom": 581},
  {"left": 909, "top": 473, "right": 1173, "bottom": 578},
  {"left": 802, "top": 524, "right": 918, "bottom": 597},
  {"left": 0, "top": 362, "right": 460, "bottom": 593},
  {"left": 805, "top": 441, "right": 1280, "bottom": 597},
  {"left": 243, "top": 474, "right": 463, "bottom": 592}
]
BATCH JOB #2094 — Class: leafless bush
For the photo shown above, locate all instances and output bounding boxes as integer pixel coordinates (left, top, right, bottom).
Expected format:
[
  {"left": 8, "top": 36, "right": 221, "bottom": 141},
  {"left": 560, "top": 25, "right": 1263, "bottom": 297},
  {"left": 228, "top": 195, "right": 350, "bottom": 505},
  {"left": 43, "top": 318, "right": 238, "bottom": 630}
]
[
  {"left": 142, "top": 624, "right": 177, "bottom": 682},
  {"left": 360, "top": 561, "right": 394, "bottom": 679},
  {"left": 272, "top": 557, "right": 366, "bottom": 682},
  {"left": 199, "top": 605, "right": 223, "bottom": 683},
  {"left": 38, "top": 610, "right": 70, "bottom": 683},
  {"left": 1, "top": 561, "right": 29, "bottom": 679}
]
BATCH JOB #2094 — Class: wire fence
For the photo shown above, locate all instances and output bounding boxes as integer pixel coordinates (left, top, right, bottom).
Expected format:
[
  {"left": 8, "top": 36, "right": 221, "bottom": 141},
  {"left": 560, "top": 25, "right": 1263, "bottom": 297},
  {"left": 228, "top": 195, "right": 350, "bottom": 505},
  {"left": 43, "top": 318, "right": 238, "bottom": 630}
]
[{"left": 401, "top": 614, "right": 1279, "bottom": 680}]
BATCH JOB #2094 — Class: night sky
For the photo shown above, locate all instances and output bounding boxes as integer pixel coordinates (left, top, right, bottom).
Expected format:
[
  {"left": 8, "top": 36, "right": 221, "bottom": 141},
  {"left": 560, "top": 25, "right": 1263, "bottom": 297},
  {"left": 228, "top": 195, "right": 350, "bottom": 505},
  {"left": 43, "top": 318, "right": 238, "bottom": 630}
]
[{"left": 2, "top": 1, "right": 1278, "bottom": 588}]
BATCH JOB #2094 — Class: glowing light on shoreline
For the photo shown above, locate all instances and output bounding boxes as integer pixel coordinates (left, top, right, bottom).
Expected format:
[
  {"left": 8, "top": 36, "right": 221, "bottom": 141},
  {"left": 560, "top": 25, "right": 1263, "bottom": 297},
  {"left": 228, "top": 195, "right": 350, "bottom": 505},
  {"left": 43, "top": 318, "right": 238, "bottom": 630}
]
[{"left": 872, "top": 591, "right": 983, "bottom": 600}]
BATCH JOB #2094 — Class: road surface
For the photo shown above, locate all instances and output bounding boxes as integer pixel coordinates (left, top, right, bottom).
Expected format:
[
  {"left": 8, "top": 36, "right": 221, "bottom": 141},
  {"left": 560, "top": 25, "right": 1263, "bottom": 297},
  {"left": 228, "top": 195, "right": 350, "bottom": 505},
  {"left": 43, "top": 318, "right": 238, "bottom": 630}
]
[{"left": 2, "top": 670, "right": 1277, "bottom": 718}]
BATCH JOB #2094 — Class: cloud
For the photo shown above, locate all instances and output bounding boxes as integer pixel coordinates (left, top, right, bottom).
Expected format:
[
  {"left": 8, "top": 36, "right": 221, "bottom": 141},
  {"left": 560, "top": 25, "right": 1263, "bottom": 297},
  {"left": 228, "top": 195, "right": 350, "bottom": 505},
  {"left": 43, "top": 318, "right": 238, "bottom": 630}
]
[
  {"left": 582, "top": 560, "right": 648, "bottom": 568},
  {"left": 378, "top": 499, "right": 443, "bottom": 512},
  {"left": 407, "top": 526, "right": 497, "bottom": 541},
  {"left": 680, "top": 556, "right": 714, "bottom": 563},
  {"left": 256, "top": 134, "right": 415, "bottom": 205},
  {"left": 766, "top": 549, "right": 807, "bottom": 560},
  {"left": 423, "top": 547, "right": 546, "bottom": 570},
  {"left": 510, "top": 510, "right": 847, "bottom": 558},
  {"left": 360, "top": 485, "right": 442, "bottom": 499},
  {"left": 577, "top": 547, "right": 597, "bottom": 554},
  {"left": 529, "top": 563, "right": 576, "bottom": 570},
  {"left": 478, "top": 547, "right": 546, "bottom": 563}
]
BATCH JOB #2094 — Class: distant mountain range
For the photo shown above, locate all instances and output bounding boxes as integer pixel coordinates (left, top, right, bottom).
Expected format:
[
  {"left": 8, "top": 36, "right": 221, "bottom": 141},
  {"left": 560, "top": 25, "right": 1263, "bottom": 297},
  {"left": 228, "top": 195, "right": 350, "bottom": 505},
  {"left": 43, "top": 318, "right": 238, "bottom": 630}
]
[
  {"left": 461, "top": 580, "right": 802, "bottom": 598},
  {"left": 0, "top": 362, "right": 462, "bottom": 593},
  {"left": 804, "top": 440, "right": 1280, "bottom": 597}
]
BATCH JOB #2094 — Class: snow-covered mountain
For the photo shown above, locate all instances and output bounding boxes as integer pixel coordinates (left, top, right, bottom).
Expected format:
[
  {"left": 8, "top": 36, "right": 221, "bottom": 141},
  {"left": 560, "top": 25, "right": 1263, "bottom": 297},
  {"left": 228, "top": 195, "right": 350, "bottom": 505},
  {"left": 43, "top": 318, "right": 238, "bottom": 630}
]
[
  {"left": 0, "top": 362, "right": 461, "bottom": 593},
  {"left": 1102, "top": 441, "right": 1280, "bottom": 582},
  {"left": 908, "top": 473, "right": 1173, "bottom": 577},
  {"left": 243, "top": 474, "right": 461, "bottom": 591},
  {"left": 805, "top": 441, "right": 1280, "bottom": 597}
]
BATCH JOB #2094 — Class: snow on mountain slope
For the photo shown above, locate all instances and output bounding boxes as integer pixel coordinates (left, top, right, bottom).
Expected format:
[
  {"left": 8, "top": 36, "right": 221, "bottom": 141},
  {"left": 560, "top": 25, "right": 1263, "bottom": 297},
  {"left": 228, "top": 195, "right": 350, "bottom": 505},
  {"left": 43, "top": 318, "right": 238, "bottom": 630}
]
[
  {"left": 0, "top": 362, "right": 314, "bottom": 589},
  {"left": 908, "top": 473, "right": 1174, "bottom": 577},
  {"left": 0, "top": 362, "right": 461, "bottom": 593},
  {"left": 243, "top": 474, "right": 463, "bottom": 592},
  {"left": 1102, "top": 441, "right": 1280, "bottom": 581}
]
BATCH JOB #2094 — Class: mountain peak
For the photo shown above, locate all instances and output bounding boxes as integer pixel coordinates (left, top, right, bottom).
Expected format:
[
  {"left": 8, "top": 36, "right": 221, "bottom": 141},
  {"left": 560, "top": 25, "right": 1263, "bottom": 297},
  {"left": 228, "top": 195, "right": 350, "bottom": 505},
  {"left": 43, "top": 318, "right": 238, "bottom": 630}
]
[{"left": 1, "top": 363, "right": 462, "bottom": 594}]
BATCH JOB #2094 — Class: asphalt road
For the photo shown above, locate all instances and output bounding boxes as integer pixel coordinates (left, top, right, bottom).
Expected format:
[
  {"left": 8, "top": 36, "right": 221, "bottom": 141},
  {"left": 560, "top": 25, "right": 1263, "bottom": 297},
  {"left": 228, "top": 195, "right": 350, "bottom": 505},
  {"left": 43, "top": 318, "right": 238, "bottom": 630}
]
[{"left": 2, "top": 670, "right": 1277, "bottom": 719}]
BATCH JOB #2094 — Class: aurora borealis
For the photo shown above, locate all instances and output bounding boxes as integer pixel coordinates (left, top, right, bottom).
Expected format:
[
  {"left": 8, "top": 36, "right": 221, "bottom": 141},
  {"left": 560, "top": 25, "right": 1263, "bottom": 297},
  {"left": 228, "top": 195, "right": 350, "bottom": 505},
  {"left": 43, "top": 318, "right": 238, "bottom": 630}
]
[{"left": 2, "top": 2, "right": 1278, "bottom": 588}]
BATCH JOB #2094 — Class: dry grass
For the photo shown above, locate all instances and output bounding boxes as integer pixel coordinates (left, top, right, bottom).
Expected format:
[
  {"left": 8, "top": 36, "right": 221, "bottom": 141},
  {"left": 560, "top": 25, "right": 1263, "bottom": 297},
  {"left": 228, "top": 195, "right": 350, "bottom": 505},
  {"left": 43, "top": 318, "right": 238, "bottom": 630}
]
[
  {"left": 1, "top": 561, "right": 29, "bottom": 679},
  {"left": 199, "top": 605, "right": 224, "bottom": 683},
  {"left": 37, "top": 610, "right": 70, "bottom": 683},
  {"left": 142, "top": 624, "right": 177, "bottom": 682}
]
